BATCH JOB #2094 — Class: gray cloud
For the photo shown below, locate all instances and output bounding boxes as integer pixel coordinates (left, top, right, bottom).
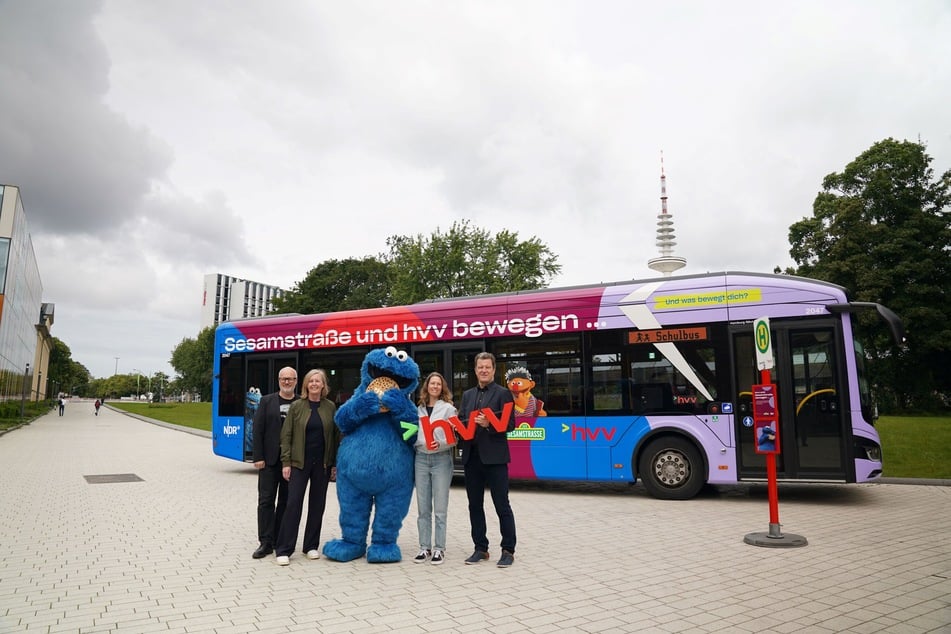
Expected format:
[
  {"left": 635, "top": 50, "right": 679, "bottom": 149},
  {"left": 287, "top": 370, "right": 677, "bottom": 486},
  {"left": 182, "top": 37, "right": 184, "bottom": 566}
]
[
  {"left": 2, "top": 0, "right": 949, "bottom": 378},
  {"left": 0, "top": 1, "right": 173, "bottom": 235}
]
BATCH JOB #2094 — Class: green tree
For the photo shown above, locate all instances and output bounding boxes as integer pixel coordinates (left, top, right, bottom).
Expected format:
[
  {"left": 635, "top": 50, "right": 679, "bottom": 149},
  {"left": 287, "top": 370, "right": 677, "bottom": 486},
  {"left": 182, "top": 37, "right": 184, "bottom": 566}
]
[
  {"left": 47, "top": 337, "right": 91, "bottom": 398},
  {"left": 87, "top": 374, "right": 137, "bottom": 400},
  {"left": 271, "top": 257, "right": 391, "bottom": 315},
  {"left": 786, "top": 138, "right": 951, "bottom": 411},
  {"left": 150, "top": 371, "right": 170, "bottom": 401},
  {"left": 386, "top": 220, "right": 562, "bottom": 304},
  {"left": 170, "top": 327, "right": 215, "bottom": 401}
]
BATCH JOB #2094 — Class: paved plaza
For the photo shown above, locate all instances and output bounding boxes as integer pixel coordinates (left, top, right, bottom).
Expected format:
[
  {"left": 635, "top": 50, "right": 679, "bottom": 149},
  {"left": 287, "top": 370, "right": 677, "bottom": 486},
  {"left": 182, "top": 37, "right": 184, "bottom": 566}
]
[{"left": 0, "top": 401, "right": 948, "bottom": 633}]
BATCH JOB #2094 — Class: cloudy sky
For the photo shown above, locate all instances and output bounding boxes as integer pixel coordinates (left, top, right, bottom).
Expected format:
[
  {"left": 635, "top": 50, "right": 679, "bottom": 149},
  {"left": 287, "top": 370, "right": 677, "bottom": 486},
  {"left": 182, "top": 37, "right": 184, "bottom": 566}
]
[{"left": 1, "top": 1, "right": 949, "bottom": 380}]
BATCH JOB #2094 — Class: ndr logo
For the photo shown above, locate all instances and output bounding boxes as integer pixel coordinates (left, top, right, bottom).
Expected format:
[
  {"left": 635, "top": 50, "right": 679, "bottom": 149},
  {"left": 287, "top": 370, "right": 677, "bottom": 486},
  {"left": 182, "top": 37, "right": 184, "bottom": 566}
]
[{"left": 222, "top": 424, "right": 240, "bottom": 437}]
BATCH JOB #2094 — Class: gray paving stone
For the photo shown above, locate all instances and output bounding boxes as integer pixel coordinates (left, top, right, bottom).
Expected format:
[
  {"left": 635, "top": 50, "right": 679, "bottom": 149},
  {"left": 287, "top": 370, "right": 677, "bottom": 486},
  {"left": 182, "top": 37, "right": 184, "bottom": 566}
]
[{"left": 0, "top": 403, "right": 949, "bottom": 633}]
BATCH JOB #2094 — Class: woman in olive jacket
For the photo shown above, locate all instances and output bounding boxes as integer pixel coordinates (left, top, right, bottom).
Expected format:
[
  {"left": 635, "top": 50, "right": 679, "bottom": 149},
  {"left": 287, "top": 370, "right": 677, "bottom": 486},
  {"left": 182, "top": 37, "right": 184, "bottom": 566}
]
[{"left": 274, "top": 368, "right": 341, "bottom": 564}]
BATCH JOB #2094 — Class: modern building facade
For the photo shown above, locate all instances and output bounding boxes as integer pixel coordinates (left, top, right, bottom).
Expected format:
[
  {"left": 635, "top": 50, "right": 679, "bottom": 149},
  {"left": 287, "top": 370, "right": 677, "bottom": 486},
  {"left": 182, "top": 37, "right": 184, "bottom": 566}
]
[
  {"left": 200, "top": 273, "right": 285, "bottom": 330},
  {"left": 0, "top": 184, "right": 47, "bottom": 402}
]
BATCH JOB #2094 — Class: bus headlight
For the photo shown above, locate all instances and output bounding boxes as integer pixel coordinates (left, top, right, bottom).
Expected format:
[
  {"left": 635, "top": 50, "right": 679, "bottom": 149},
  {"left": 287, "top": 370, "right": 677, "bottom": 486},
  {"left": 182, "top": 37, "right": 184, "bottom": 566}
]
[{"left": 855, "top": 438, "right": 882, "bottom": 462}]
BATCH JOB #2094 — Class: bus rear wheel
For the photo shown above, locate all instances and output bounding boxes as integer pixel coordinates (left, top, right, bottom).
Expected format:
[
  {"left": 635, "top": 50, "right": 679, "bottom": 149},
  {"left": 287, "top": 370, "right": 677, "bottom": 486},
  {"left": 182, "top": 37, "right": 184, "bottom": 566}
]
[{"left": 638, "top": 436, "right": 704, "bottom": 500}]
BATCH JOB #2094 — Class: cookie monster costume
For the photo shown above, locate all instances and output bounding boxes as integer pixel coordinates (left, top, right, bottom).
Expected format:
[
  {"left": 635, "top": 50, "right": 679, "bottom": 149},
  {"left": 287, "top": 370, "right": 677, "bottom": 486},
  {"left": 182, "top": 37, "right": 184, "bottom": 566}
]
[{"left": 322, "top": 346, "right": 420, "bottom": 563}]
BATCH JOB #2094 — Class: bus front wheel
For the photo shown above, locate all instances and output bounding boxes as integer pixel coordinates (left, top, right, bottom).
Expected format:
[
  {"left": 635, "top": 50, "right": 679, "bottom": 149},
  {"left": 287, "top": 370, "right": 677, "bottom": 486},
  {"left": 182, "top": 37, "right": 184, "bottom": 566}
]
[{"left": 638, "top": 436, "right": 704, "bottom": 500}]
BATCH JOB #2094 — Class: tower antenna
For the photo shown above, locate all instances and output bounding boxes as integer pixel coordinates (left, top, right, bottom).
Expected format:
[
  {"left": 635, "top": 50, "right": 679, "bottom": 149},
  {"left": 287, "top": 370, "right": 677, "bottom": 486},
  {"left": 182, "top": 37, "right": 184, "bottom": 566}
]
[{"left": 647, "top": 151, "right": 687, "bottom": 277}]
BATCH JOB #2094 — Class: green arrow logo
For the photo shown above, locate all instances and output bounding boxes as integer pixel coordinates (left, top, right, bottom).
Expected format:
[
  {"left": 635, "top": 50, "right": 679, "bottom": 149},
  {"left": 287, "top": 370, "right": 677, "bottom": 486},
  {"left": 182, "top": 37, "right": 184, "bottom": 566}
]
[{"left": 401, "top": 420, "right": 418, "bottom": 441}]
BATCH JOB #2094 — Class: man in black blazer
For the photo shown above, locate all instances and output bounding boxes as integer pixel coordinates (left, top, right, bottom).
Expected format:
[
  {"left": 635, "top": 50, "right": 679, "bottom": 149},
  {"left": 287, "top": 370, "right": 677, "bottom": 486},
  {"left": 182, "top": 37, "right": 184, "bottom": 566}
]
[
  {"left": 458, "top": 352, "right": 517, "bottom": 568},
  {"left": 251, "top": 367, "right": 298, "bottom": 559}
]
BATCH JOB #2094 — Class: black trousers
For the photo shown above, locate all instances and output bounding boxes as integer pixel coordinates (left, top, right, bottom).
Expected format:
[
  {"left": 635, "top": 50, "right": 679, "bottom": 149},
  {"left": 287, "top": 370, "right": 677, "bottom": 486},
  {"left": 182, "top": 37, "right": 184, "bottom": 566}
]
[
  {"left": 464, "top": 455, "right": 517, "bottom": 554},
  {"left": 256, "top": 463, "right": 288, "bottom": 547},
  {"left": 275, "top": 457, "right": 330, "bottom": 556}
]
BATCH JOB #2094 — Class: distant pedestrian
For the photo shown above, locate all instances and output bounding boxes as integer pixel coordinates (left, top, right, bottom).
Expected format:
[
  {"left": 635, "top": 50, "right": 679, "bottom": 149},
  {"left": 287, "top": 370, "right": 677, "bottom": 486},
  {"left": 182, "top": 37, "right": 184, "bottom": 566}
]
[
  {"left": 58, "top": 398, "right": 65, "bottom": 416},
  {"left": 94, "top": 399, "right": 101, "bottom": 416}
]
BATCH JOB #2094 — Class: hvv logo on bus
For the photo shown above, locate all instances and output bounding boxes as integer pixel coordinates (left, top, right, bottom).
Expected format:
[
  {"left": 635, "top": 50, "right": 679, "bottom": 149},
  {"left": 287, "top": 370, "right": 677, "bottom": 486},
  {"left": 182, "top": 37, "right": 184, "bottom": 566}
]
[{"left": 561, "top": 423, "right": 617, "bottom": 441}]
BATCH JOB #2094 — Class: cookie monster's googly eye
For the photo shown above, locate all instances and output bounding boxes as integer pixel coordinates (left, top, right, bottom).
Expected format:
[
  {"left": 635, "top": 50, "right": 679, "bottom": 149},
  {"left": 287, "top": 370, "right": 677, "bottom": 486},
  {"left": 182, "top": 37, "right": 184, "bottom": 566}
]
[
  {"left": 395, "top": 350, "right": 409, "bottom": 362},
  {"left": 384, "top": 346, "right": 398, "bottom": 358}
]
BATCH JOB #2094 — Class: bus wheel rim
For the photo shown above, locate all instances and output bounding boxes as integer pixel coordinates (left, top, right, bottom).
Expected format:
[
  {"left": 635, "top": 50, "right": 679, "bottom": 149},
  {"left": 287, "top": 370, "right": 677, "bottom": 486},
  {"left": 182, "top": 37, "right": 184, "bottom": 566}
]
[{"left": 653, "top": 450, "right": 690, "bottom": 487}]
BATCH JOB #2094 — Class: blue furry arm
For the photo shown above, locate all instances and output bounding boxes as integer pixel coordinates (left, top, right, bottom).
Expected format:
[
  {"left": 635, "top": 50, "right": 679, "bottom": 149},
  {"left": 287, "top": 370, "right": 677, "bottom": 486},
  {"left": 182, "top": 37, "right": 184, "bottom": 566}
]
[
  {"left": 380, "top": 389, "right": 416, "bottom": 420},
  {"left": 334, "top": 391, "right": 382, "bottom": 434},
  {"left": 381, "top": 390, "right": 419, "bottom": 444}
]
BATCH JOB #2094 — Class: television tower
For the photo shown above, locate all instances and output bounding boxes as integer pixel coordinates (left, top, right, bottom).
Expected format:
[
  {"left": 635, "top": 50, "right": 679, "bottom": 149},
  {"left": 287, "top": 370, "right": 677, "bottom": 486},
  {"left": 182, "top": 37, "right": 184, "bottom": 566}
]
[{"left": 647, "top": 152, "right": 686, "bottom": 276}]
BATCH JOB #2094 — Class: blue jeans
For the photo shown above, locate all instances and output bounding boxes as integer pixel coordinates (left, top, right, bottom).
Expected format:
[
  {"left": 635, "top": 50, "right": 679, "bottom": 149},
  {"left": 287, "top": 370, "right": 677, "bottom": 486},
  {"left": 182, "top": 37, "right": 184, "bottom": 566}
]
[{"left": 414, "top": 450, "right": 453, "bottom": 550}]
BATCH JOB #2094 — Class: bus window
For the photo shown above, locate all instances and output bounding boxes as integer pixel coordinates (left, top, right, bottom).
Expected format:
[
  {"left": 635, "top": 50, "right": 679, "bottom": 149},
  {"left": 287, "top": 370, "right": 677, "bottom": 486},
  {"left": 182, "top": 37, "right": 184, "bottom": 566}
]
[
  {"left": 543, "top": 360, "right": 583, "bottom": 415},
  {"left": 494, "top": 334, "right": 582, "bottom": 416},
  {"left": 623, "top": 325, "right": 724, "bottom": 415},
  {"left": 218, "top": 354, "right": 243, "bottom": 417},
  {"left": 590, "top": 354, "right": 622, "bottom": 411},
  {"left": 301, "top": 348, "right": 368, "bottom": 405}
]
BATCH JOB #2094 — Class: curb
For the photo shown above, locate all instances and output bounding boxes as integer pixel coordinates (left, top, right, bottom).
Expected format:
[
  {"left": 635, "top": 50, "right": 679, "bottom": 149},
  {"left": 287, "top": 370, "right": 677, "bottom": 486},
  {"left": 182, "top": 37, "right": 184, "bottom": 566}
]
[
  {"left": 877, "top": 477, "right": 951, "bottom": 486},
  {"left": 107, "top": 404, "right": 212, "bottom": 439}
]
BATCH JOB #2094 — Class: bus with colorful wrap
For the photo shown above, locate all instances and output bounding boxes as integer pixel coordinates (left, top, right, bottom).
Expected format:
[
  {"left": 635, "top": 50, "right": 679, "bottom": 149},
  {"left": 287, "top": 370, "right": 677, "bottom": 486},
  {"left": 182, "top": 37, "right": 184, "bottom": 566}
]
[{"left": 211, "top": 271, "right": 904, "bottom": 500}]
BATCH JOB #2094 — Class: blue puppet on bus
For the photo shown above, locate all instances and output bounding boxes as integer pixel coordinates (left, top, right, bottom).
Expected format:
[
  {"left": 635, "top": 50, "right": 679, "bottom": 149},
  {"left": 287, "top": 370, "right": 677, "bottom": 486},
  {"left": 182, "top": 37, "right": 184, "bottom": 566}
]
[{"left": 244, "top": 387, "right": 261, "bottom": 457}]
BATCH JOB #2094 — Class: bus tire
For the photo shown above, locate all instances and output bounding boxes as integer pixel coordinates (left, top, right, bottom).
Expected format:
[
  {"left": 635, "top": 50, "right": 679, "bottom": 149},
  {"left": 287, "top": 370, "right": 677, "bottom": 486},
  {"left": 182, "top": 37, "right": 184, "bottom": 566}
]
[{"left": 637, "top": 436, "right": 705, "bottom": 500}]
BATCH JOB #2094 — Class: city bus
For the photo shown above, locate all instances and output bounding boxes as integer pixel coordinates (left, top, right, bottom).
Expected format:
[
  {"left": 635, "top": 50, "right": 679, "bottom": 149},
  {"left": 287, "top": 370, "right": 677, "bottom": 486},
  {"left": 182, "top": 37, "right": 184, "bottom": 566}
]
[{"left": 211, "top": 271, "right": 904, "bottom": 500}]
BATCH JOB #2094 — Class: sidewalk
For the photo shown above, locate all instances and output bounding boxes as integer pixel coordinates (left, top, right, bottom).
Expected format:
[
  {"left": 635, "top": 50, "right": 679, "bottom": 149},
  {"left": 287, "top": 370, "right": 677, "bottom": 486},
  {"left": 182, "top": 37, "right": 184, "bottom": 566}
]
[{"left": 0, "top": 403, "right": 948, "bottom": 633}]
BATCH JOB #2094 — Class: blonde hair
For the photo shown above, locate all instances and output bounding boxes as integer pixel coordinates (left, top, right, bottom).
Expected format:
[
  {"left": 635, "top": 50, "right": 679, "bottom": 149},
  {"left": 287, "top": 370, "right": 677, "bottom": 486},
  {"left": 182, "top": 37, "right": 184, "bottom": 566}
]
[
  {"left": 299, "top": 368, "right": 330, "bottom": 399},
  {"left": 417, "top": 371, "right": 453, "bottom": 406}
]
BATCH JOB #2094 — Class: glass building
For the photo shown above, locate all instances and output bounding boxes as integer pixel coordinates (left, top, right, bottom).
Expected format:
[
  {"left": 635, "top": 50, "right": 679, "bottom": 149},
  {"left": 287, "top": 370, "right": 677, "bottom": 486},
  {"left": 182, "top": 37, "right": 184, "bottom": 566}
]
[{"left": 0, "top": 185, "right": 46, "bottom": 402}]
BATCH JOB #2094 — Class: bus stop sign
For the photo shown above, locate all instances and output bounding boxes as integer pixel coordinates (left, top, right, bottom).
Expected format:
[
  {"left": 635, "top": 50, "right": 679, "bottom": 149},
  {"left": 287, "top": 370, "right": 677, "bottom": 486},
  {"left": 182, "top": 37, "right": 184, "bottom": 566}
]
[{"left": 755, "top": 317, "right": 773, "bottom": 370}]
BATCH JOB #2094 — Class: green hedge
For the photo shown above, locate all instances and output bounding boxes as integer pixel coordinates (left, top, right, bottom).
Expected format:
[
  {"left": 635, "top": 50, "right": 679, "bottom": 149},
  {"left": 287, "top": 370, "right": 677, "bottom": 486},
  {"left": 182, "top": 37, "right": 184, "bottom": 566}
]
[{"left": 0, "top": 401, "right": 55, "bottom": 430}]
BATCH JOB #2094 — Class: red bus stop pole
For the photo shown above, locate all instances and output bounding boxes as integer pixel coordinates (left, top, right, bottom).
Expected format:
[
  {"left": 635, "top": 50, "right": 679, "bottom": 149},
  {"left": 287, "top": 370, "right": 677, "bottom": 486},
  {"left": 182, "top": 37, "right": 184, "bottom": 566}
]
[
  {"left": 762, "top": 368, "right": 781, "bottom": 534},
  {"left": 744, "top": 368, "right": 806, "bottom": 547}
]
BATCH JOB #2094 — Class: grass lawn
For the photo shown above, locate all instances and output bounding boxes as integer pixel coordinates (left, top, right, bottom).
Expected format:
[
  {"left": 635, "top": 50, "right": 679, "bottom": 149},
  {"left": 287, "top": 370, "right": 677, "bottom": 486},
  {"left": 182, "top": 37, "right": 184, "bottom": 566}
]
[
  {"left": 876, "top": 415, "right": 951, "bottom": 479},
  {"left": 103, "top": 405, "right": 949, "bottom": 479},
  {"left": 109, "top": 401, "right": 212, "bottom": 433}
]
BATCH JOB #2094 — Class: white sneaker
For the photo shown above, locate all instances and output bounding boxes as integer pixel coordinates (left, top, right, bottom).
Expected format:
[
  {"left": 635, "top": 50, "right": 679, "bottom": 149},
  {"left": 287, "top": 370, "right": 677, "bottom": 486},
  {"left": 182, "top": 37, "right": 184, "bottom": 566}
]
[
  {"left": 276, "top": 555, "right": 290, "bottom": 566},
  {"left": 306, "top": 549, "right": 320, "bottom": 560}
]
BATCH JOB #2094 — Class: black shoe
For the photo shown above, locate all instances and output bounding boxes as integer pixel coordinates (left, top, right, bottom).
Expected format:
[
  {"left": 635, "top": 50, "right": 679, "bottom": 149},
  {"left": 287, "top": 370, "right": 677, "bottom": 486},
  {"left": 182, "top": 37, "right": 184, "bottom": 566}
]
[
  {"left": 464, "top": 550, "right": 489, "bottom": 564},
  {"left": 252, "top": 544, "right": 273, "bottom": 559},
  {"left": 496, "top": 550, "right": 514, "bottom": 568}
]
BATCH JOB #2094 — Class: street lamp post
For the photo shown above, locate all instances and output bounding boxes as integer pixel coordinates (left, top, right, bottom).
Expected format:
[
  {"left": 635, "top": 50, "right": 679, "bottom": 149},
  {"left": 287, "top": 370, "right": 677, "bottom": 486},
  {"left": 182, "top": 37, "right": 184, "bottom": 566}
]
[
  {"left": 20, "top": 363, "right": 30, "bottom": 418},
  {"left": 133, "top": 369, "right": 140, "bottom": 400}
]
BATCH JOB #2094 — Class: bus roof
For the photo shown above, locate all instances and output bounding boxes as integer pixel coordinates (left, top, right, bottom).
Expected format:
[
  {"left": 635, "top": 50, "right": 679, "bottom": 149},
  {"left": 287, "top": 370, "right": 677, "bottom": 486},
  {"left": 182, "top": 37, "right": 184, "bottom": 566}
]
[{"left": 214, "top": 271, "right": 852, "bottom": 353}]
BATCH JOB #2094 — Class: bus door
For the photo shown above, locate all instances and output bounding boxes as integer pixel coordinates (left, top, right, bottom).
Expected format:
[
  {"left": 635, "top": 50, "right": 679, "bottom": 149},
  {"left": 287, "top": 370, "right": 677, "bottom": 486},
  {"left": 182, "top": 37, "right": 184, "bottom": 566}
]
[
  {"left": 242, "top": 353, "right": 298, "bottom": 460},
  {"left": 732, "top": 321, "right": 846, "bottom": 481},
  {"left": 411, "top": 343, "right": 485, "bottom": 403}
]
